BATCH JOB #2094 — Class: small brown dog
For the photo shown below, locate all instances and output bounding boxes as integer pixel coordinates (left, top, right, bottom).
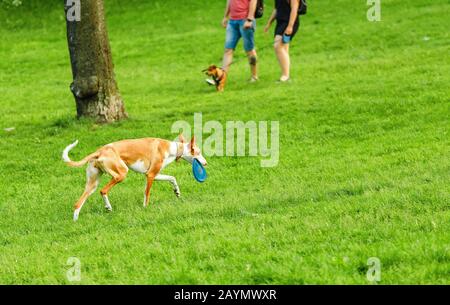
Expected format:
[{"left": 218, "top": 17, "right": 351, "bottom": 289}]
[{"left": 203, "top": 65, "right": 227, "bottom": 92}]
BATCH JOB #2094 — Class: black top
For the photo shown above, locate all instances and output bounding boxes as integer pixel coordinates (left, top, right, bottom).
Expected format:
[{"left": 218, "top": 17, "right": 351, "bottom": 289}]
[{"left": 275, "top": 0, "right": 299, "bottom": 22}]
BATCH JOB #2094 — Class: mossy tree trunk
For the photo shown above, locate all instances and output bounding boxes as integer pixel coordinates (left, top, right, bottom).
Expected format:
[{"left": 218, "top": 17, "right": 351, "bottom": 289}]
[{"left": 64, "top": 0, "right": 127, "bottom": 123}]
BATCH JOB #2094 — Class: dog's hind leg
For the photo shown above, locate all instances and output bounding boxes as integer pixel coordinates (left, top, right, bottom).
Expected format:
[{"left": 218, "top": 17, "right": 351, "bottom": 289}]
[
  {"left": 155, "top": 174, "right": 181, "bottom": 198},
  {"left": 99, "top": 162, "right": 128, "bottom": 211},
  {"left": 73, "top": 163, "right": 100, "bottom": 221},
  {"left": 102, "top": 193, "right": 112, "bottom": 212},
  {"left": 98, "top": 149, "right": 129, "bottom": 212}
]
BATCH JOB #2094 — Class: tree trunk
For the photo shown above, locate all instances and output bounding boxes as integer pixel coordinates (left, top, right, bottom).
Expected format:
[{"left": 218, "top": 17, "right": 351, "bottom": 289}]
[{"left": 64, "top": 0, "right": 127, "bottom": 123}]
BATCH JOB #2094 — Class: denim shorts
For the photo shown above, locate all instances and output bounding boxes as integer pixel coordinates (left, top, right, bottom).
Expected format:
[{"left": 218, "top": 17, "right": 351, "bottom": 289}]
[{"left": 224, "top": 19, "right": 256, "bottom": 52}]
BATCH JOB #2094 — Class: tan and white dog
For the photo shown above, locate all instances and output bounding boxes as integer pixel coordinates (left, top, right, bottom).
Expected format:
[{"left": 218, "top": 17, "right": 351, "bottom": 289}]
[{"left": 62, "top": 135, "right": 207, "bottom": 221}]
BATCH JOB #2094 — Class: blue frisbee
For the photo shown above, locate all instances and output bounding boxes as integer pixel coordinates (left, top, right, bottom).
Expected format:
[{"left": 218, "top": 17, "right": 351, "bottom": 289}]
[{"left": 192, "top": 158, "right": 207, "bottom": 183}]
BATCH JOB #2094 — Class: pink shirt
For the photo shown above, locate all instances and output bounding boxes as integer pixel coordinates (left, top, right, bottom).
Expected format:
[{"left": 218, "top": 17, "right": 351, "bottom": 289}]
[{"left": 229, "top": 0, "right": 250, "bottom": 20}]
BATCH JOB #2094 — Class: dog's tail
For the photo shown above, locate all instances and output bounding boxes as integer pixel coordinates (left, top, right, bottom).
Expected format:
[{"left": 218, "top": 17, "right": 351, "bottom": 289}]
[{"left": 62, "top": 140, "right": 99, "bottom": 167}]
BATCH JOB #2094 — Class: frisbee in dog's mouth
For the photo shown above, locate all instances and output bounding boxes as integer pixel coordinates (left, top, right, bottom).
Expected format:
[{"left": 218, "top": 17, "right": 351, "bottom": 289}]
[{"left": 192, "top": 158, "right": 207, "bottom": 183}]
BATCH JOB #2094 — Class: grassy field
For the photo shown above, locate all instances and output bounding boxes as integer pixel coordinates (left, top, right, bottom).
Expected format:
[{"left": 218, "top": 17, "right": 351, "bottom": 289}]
[{"left": 0, "top": 0, "right": 449, "bottom": 284}]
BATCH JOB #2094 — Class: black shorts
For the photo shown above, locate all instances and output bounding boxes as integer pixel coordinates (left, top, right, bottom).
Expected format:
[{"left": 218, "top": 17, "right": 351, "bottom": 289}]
[{"left": 274, "top": 18, "right": 300, "bottom": 40}]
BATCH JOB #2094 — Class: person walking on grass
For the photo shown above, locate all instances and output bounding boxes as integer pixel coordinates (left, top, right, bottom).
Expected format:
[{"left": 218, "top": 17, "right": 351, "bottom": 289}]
[
  {"left": 264, "top": 0, "right": 301, "bottom": 82},
  {"left": 207, "top": 0, "right": 259, "bottom": 86}
]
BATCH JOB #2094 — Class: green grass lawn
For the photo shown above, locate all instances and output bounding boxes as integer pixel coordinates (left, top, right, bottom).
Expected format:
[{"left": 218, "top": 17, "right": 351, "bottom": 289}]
[{"left": 0, "top": 0, "right": 449, "bottom": 284}]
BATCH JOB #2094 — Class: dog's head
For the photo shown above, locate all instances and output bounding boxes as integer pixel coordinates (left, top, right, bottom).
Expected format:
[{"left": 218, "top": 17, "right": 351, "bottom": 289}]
[
  {"left": 179, "top": 134, "right": 207, "bottom": 166},
  {"left": 202, "top": 65, "right": 221, "bottom": 78}
]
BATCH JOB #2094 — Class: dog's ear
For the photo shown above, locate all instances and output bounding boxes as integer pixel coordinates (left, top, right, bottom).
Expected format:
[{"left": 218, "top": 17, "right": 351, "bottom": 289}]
[
  {"left": 202, "top": 65, "right": 216, "bottom": 72},
  {"left": 189, "top": 136, "right": 196, "bottom": 147},
  {"left": 189, "top": 136, "right": 196, "bottom": 154},
  {"left": 178, "top": 133, "right": 186, "bottom": 143}
]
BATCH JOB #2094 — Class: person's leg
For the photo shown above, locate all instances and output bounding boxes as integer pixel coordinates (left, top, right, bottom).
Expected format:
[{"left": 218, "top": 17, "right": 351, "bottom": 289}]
[
  {"left": 274, "top": 35, "right": 290, "bottom": 80},
  {"left": 281, "top": 42, "right": 290, "bottom": 81},
  {"left": 242, "top": 20, "right": 258, "bottom": 80},
  {"left": 247, "top": 49, "right": 258, "bottom": 80},
  {"left": 222, "top": 48, "right": 234, "bottom": 73}
]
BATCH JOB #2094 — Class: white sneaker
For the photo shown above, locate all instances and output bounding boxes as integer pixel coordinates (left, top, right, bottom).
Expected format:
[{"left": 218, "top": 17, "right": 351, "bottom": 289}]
[
  {"left": 205, "top": 79, "right": 216, "bottom": 86},
  {"left": 277, "top": 76, "right": 290, "bottom": 83}
]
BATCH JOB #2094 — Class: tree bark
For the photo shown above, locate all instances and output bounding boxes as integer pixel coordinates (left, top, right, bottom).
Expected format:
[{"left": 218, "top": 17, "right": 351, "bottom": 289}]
[{"left": 64, "top": 0, "right": 127, "bottom": 123}]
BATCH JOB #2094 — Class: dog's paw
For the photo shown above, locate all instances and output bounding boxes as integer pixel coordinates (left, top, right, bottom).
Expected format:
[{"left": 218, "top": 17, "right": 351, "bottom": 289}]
[
  {"left": 73, "top": 210, "right": 80, "bottom": 222},
  {"left": 105, "top": 206, "right": 112, "bottom": 212},
  {"left": 174, "top": 189, "right": 181, "bottom": 198}
]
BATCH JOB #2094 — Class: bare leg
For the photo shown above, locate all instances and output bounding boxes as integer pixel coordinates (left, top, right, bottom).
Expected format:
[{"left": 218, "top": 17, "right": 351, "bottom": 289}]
[
  {"left": 247, "top": 49, "right": 258, "bottom": 79},
  {"left": 73, "top": 163, "right": 100, "bottom": 221},
  {"left": 155, "top": 174, "right": 181, "bottom": 198},
  {"left": 274, "top": 35, "right": 290, "bottom": 80},
  {"left": 222, "top": 48, "right": 234, "bottom": 72},
  {"left": 283, "top": 42, "right": 290, "bottom": 80}
]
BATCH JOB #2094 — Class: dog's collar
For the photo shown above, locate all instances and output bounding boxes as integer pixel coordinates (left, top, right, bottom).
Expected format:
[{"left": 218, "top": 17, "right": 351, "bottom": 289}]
[
  {"left": 214, "top": 68, "right": 226, "bottom": 83},
  {"left": 176, "top": 142, "right": 184, "bottom": 162}
]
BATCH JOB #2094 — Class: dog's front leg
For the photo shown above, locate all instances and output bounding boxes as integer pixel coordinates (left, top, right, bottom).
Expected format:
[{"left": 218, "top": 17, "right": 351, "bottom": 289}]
[
  {"left": 143, "top": 161, "right": 163, "bottom": 207},
  {"left": 143, "top": 174, "right": 155, "bottom": 207},
  {"left": 155, "top": 174, "right": 181, "bottom": 198}
]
